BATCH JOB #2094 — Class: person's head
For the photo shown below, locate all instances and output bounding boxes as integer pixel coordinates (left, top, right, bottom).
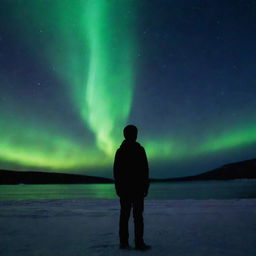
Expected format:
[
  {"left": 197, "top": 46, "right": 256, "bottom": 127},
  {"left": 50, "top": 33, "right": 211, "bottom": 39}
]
[{"left": 123, "top": 125, "right": 138, "bottom": 142}]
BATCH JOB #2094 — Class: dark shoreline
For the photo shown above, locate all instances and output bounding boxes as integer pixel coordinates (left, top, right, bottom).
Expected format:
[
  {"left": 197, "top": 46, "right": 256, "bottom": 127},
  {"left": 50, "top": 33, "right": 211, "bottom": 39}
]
[{"left": 1, "top": 158, "right": 256, "bottom": 185}]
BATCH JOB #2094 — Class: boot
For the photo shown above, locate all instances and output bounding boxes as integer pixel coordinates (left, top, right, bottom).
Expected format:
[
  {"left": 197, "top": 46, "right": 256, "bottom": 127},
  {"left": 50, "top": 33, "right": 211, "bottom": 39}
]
[
  {"left": 135, "top": 241, "right": 151, "bottom": 251},
  {"left": 119, "top": 242, "right": 131, "bottom": 250}
]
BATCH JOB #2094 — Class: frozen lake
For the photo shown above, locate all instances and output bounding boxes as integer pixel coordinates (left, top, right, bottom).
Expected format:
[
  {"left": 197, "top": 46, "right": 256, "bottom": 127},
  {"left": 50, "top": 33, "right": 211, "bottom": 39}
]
[
  {"left": 1, "top": 198, "right": 256, "bottom": 256},
  {"left": 1, "top": 179, "right": 256, "bottom": 201}
]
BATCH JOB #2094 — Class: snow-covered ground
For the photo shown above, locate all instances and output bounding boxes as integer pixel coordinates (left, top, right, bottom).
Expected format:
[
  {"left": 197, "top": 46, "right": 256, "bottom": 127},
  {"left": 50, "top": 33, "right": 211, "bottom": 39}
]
[{"left": 0, "top": 199, "right": 256, "bottom": 256}]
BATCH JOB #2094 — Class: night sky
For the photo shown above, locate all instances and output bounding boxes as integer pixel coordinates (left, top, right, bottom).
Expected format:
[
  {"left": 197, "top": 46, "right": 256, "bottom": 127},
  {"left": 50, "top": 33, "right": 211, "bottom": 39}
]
[{"left": 0, "top": 0, "right": 256, "bottom": 178}]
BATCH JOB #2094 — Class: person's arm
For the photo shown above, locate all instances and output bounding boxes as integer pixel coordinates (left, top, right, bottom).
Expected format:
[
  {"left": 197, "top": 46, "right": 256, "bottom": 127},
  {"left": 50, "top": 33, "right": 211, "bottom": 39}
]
[
  {"left": 113, "top": 149, "right": 121, "bottom": 197},
  {"left": 142, "top": 147, "right": 150, "bottom": 197}
]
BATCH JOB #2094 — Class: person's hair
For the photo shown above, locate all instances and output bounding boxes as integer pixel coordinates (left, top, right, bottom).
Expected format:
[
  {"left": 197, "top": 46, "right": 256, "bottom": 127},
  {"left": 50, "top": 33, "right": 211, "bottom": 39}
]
[{"left": 123, "top": 125, "right": 138, "bottom": 141}]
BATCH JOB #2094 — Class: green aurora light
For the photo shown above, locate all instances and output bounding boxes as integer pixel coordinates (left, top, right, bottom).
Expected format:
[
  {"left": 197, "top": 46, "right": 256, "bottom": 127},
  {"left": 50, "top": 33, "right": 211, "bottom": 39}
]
[
  {"left": 0, "top": 0, "right": 136, "bottom": 170},
  {"left": 0, "top": 0, "right": 256, "bottom": 176},
  {"left": 85, "top": 0, "right": 135, "bottom": 155}
]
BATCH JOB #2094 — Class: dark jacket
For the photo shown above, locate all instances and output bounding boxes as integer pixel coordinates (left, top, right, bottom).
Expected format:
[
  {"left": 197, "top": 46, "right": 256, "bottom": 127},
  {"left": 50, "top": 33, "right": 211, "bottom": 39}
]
[{"left": 113, "top": 140, "right": 149, "bottom": 197}]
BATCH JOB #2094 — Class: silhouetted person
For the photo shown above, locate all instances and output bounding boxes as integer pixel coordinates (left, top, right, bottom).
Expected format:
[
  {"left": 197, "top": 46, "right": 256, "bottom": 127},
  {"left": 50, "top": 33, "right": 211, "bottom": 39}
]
[{"left": 113, "top": 125, "right": 151, "bottom": 250}]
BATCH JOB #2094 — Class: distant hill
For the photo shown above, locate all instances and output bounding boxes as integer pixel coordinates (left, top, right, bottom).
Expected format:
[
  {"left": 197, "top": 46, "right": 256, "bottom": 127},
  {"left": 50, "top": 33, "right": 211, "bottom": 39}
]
[
  {"left": 153, "top": 158, "right": 256, "bottom": 182},
  {"left": 0, "top": 170, "right": 113, "bottom": 185},
  {"left": 1, "top": 158, "right": 256, "bottom": 185}
]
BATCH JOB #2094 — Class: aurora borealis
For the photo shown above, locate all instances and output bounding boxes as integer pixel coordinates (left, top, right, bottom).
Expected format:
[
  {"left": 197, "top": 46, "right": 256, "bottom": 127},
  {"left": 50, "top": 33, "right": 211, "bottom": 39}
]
[
  {"left": 85, "top": 0, "right": 135, "bottom": 155},
  {"left": 1, "top": 0, "right": 256, "bottom": 178}
]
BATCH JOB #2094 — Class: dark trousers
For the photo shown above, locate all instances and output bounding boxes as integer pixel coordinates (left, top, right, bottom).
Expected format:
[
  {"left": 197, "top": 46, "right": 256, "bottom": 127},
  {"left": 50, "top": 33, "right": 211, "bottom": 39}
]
[{"left": 119, "top": 196, "right": 144, "bottom": 245}]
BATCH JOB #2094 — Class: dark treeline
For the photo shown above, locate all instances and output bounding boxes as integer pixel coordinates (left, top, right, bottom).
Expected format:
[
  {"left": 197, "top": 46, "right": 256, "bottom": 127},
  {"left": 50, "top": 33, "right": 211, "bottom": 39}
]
[
  {"left": 0, "top": 170, "right": 113, "bottom": 185},
  {"left": 1, "top": 158, "right": 256, "bottom": 185}
]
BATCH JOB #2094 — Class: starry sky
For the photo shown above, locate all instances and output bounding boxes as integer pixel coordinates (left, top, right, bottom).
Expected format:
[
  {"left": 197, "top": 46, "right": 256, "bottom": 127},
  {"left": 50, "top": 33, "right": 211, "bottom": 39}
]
[{"left": 0, "top": 0, "right": 256, "bottom": 178}]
